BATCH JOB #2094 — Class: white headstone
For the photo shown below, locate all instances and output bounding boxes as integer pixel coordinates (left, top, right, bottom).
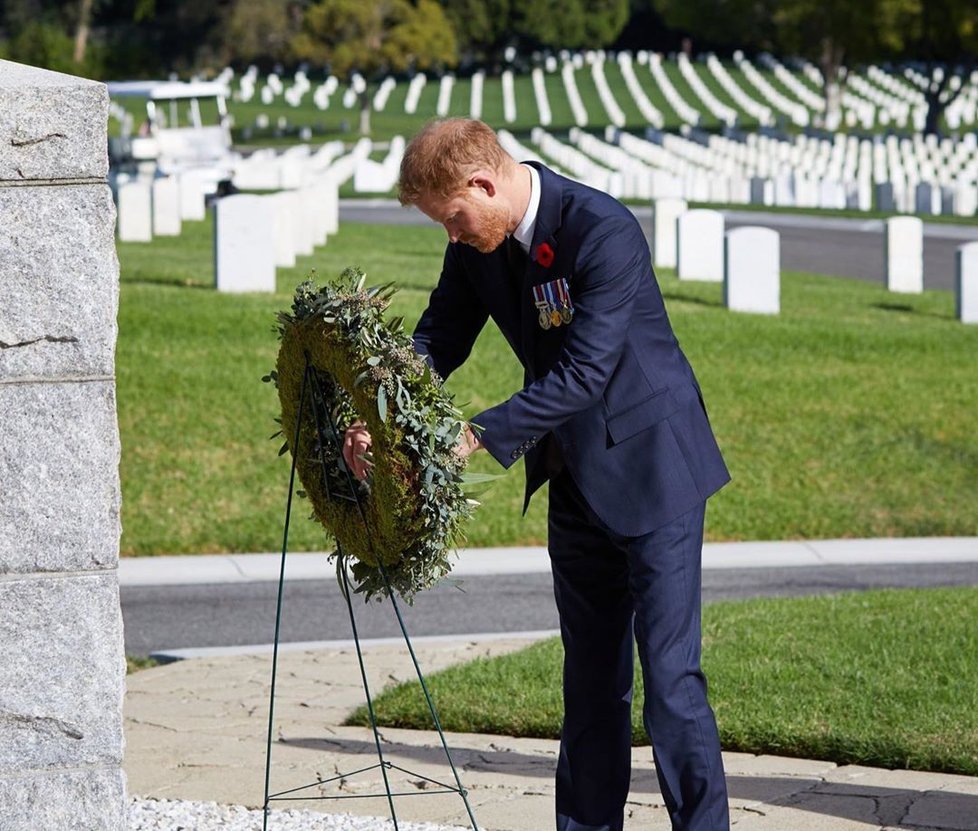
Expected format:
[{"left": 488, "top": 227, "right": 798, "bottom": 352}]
[
  {"left": 353, "top": 158, "right": 395, "bottom": 193},
  {"left": 652, "top": 197, "right": 687, "bottom": 269},
  {"left": 884, "top": 216, "right": 923, "bottom": 293},
  {"left": 214, "top": 195, "right": 276, "bottom": 293},
  {"left": 323, "top": 175, "right": 339, "bottom": 234},
  {"left": 177, "top": 171, "right": 210, "bottom": 221},
  {"left": 291, "top": 189, "right": 315, "bottom": 257},
  {"left": 956, "top": 241, "right": 978, "bottom": 323},
  {"left": 955, "top": 182, "right": 978, "bottom": 217},
  {"left": 117, "top": 181, "right": 152, "bottom": 242},
  {"left": 270, "top": 191, "right": 298, "bottom": 268},
  {"left": 232, "top": 156, "right": 280, "bottom": 190},
  {"left": 151, "top": 176, "right": 181, "bottom": 236},
  {"left": 677, "top": 209, "right": 724, "bottom": 282},
  {"left": 724, "top": 226, "right": 780, "bottom": 314},
  {"left": 300, "top": 185, "right": 327, "bottom": 247}
]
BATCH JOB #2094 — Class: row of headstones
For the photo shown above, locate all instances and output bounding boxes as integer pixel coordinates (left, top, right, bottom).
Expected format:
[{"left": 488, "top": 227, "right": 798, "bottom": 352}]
[
  {"left": 224, "top": 54, "right": 945, "bottom": 134},
  {"left": 529, "top": 125, "right": 978, "bottom": 219},
  {"left": 215, "top": 176, "right": 340, "bottom": 293},
  {"left": 598, "top": 128, "right": 978, "bottom": 217},
  {"left": 698, "top": 130, "right": 977, "bottom": 203},
  {"left": 115, "top": 140, "right": 349, "bottom": 243},
  {"left": 661, "top": 126, "right": 977, "bottom": 188},
  {"left": 232, "top": 140, "right": 352, "bottom": 191},
  {"left": 676, "top": 53, "right": 734, "bottom": 126},
  {"left": 650, "top": 201, "right": 781, "bottom": 314},
  {"left": 735, "top": 53, "right": 809, "bottom": 126},
  {"left": 742, "top": 130, "right": 978, "bottom": 193},
  {"left": 651, "top": 201, "right": 977, "bottom": 322},
  {"left": 759, "top": 55, "right": 826, "bottom": 114},
  {"left": 882, "top": 217, "right": 977, "bottom": 322},
  {"left": 115, "top": 170, "right": 215, "bottom": 241},
  {"left": 352, "top": 136, "right": 405, "bottom": 193},
  {"left": 558, "top": 127, "right": 859, "bottom": 208}
]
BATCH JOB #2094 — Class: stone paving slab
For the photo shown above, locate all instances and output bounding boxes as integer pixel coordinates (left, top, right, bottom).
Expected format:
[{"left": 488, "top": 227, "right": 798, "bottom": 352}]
[{"left": 124, "top": 637, "right": 978, "bottom": 830}]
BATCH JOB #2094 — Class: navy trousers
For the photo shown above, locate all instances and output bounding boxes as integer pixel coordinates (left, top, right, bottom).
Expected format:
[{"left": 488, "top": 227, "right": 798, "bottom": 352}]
[{"left": 547, "top": 470, "right": 729, "bottom": 831}]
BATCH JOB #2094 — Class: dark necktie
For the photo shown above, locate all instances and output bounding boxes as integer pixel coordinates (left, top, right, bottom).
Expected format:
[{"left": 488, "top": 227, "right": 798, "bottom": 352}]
[{"left": 506, "top": 235, "right": 526, "bottom": 283}]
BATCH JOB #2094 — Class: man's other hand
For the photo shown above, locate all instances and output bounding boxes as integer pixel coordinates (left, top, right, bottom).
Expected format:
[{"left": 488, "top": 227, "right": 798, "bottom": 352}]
[
  {"left": 457, "top": 424, "right": 482, "bottom": 459},
  {"left": 343, "top": 421, "right": 373, "bottom": 480}
]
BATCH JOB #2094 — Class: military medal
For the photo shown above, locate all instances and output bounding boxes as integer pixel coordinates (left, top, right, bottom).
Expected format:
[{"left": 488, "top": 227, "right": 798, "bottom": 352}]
[
  {"left": 556, "top": 277, "right": 574, "bottom": 323},
  {"left": 532, "top": 284, "right": 554, "bottom": 330},
  {"left": 535, "top": 301, "right": 552, "bottom": 329},
  {"left": 542, "top": 281, "right": 562, "bottom": 327},
  {"left": 532, "top": 278, "right": 575, "bottom": 330}
]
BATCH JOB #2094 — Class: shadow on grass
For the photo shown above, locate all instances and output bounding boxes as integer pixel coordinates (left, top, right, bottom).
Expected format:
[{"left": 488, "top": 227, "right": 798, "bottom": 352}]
[
  {"left": 662, "top": 290, "right": 725, "bottom": 309},
  {"left": 122, "top": 276, "right": 215, "bottom": 290},
  {"left": 870, "top": 301, "right": 952, "bottom": 321},
  {"left": 278, "top": 734, "right": 978, "bottom": 828}
]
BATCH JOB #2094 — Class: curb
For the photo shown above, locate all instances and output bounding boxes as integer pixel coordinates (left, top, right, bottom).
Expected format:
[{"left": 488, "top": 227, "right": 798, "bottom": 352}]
[{"left": 119, "top": 537, "right": 978, "bottom": 587}]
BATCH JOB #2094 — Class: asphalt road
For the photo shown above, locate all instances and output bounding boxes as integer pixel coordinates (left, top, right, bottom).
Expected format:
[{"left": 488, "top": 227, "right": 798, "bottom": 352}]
[
  {"left": 341, "top": 201, "right": 978, "bottom": 292},
  {"left": 121, "top": 561, "right": 978, "bottom": 657}
]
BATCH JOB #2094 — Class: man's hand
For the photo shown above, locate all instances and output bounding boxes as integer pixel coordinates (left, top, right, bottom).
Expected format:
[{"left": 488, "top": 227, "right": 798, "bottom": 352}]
[
  {"left": 344, "top": 421, "right": 480, "bottom": 478},
  {"left": 343, "top": 421, "right": 373, "bottom": 481},
  {"left": 456, "top": 423, "right": 483, "bottom": 460}
]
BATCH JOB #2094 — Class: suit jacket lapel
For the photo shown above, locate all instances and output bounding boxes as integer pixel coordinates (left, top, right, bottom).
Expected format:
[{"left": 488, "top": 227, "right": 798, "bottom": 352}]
[{"left": 520, "top": 164, "right": 564, "bottom": 373}]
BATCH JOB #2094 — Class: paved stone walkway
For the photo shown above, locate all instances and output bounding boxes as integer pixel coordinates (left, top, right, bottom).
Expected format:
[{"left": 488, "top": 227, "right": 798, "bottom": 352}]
[{"left": 125, "top": 635, "right": 978, "bottom": 830}]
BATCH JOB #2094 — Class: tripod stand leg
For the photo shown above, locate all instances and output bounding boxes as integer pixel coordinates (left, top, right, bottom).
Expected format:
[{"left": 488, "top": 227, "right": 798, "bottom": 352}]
[
  {"left": 379, "top": 563, "right": 481, "bottom": 830},
  {"left": 338, "top": 553, "right": 400, "bottom": 830},
  {"left": 263, "top": 361, "right": 310, "bottom": 831}
]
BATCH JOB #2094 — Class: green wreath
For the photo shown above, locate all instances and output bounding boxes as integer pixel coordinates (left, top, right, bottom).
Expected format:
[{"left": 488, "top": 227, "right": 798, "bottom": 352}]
[{"left": 267, "top": 268, "right": 484, "bottom": 601}]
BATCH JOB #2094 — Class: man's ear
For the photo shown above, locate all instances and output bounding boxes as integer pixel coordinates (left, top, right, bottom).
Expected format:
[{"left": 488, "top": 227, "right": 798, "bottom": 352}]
[{"left": 468, "top": 171, "right": 497, "bottom": 197}]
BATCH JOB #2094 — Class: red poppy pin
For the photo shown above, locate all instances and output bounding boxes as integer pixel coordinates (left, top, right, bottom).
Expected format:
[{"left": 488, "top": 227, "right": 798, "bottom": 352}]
[{"left": 535, "top": 242, "right": 555, "bottom": 268}]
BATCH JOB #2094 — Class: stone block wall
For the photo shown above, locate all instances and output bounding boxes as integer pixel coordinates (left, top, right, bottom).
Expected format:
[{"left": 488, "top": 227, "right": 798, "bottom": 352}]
[{"left": 0, "top": 59, "right": 127, "bottom": 829}]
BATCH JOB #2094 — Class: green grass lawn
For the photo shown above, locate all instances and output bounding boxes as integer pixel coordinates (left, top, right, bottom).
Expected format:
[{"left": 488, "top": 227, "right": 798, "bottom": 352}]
[
  {"left": 116, "top": 216, "right": 978, "bottom": 555},
  {"left": 346, "top": 587, "right": 978, "bottom": 776}
]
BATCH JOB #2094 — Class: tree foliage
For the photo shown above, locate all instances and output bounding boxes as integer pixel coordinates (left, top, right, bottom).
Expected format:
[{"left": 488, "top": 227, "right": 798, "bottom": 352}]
[
  {"left": 292, "top": 0, "right": 456, "bottom": 133},
  {"left": 512, "top": 0, "right": 629, "bottom": 51},
  {"left": 437, "top": 0, "right": 511, "bottom": 62},
  {"left": 902, "top": 0, "right": 978, "bottom": 131},
  {"left": 223, "top": 0, "right": 303, "bottom": 67},
  {"left": 293, "top": 0, "right": 456, "bottom": 78}
]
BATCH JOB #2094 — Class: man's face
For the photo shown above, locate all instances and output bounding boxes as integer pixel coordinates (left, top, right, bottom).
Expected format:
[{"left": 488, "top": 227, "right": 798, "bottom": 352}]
[{"left": 416, "top": 187, "right": 509, "bottom": 254}]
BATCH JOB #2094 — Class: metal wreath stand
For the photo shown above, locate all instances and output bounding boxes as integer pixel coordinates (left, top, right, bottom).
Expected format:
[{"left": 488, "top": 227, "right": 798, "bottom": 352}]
[{"left": 262, "top": 352, "right": 480, "bottom": 831}]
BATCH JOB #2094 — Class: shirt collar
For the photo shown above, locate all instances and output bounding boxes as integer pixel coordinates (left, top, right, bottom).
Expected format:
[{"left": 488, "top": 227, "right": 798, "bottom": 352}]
[{"left": 512, "top": 164, "right": 540, "bottom": 254}]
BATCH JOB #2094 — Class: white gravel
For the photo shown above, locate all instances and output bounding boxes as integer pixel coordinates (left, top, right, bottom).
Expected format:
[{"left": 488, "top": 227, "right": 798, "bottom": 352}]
[{"left": 130, "top": 798, "right": 472, "bottom": 830}]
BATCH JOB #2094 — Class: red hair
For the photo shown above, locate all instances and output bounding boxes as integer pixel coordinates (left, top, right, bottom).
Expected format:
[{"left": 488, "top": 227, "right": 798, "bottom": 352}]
[{"left": 398, "top": 118, "right": 514, "bottom": 205}]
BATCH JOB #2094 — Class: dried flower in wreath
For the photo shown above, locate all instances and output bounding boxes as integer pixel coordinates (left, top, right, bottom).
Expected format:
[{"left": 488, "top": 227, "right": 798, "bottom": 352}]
[{"left": 265, "top": 267, "right": 491, "bottom": 602}]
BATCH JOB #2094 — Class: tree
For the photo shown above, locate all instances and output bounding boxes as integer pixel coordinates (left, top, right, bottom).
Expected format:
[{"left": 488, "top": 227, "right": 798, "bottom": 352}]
[
  {"left": 903, "top": 0, "right": 978, "bottom": 133},
  {"left": 768, "top": 0, "right": 918, "bottom": 128},
  {"left": 293, "top": 0, "right": 457, "bottom": 134},
  {"left": 581, "top": 0, "right": 631, "bottom": 47},
  {"left": 223, "top": 0, "right": 303, "bottom": 68},
  {"left": 437, "top": 0, "right": 628, "bottom": 65},
  {"left": 437, "top": 0, "right": 511, "bottom": 64},
  {"left": 74, "top": 0, "right": 95, "bottom": 64}
]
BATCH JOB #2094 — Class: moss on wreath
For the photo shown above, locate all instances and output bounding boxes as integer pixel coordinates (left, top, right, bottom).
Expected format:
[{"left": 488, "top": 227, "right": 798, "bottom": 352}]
[{"left": 269, "top": 268, "right": 479, "bottom": 601}]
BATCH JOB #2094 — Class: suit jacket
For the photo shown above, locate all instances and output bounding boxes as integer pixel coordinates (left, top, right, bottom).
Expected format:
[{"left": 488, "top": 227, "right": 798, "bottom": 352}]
[{"left": 413, "top": 163, "right": 730, "bottom": 537}]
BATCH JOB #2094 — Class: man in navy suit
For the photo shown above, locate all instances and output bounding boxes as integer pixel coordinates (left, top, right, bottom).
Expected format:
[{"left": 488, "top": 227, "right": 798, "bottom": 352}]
[{"left": 344, "top": 118, "right": 731, "bottom": 831}]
